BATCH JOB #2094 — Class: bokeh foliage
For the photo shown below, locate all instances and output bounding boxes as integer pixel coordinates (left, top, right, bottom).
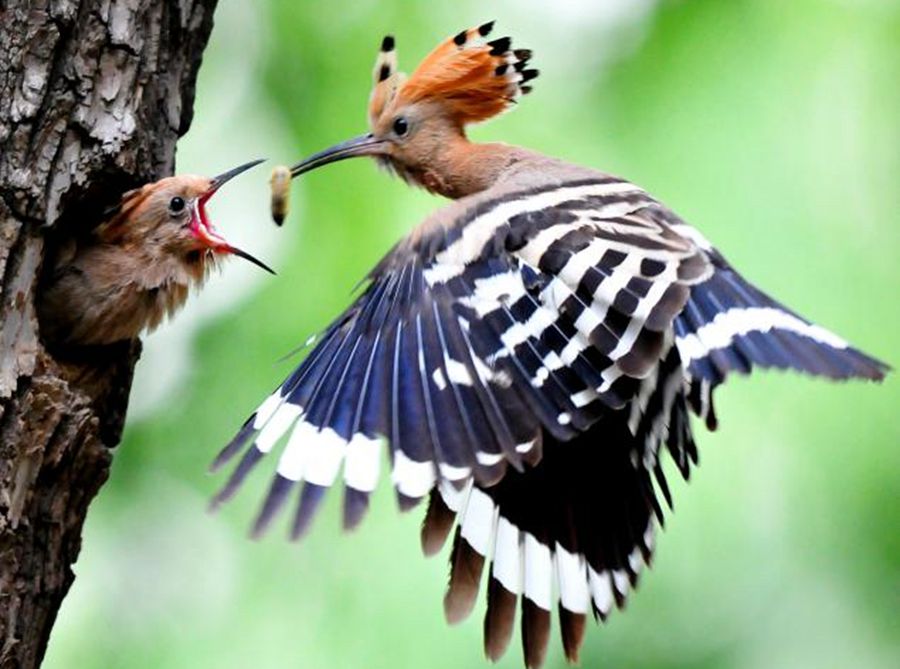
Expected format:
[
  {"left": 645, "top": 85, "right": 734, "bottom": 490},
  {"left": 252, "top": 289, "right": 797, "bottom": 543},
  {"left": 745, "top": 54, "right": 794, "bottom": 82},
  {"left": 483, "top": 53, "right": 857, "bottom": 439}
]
[{"left": 45, "top": 1, "right": 898, "bottom": 667}]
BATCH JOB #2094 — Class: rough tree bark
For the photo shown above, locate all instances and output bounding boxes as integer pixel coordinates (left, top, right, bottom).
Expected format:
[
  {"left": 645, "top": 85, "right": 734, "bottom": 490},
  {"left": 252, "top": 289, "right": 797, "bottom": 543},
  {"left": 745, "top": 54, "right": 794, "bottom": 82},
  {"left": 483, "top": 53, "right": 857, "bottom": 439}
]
[{"left": 0, "top": 1, "right": 219, "bottom": 666}]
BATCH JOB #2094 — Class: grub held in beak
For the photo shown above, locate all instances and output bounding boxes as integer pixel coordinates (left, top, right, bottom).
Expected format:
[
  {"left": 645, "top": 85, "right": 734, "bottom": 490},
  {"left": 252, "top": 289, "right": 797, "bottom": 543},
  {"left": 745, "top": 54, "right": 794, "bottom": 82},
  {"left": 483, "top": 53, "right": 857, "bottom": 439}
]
[
  {"left": 190, "top": 158, "right": 276, "bottom": 275},
  {"left": 289, "top": 133, "right": 387, "bottom": 178}
]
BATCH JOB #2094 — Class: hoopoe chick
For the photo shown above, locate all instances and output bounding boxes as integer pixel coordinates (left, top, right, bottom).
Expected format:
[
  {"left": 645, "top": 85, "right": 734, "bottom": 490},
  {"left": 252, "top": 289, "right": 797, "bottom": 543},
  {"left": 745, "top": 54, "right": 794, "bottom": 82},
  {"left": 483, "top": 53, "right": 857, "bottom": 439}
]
[
  {"left": 211, "top": 23, "right": 887, "bottom": 669},
  {"left": 39, "top": 160, "right": 272, "bottom": 346}
]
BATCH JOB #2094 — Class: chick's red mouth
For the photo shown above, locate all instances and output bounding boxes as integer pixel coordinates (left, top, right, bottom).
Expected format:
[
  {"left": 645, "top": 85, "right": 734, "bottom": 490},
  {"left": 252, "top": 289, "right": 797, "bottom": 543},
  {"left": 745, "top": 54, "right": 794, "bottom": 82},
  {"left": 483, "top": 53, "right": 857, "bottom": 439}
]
[
  {"left": 181, "top": 158, "right": 275, "bottom": 274},
  {"left": 190, "top": 198, "right": 230, "bottom": 251},
  {"left": 187, "top": 192, "right": 276, "bottom": 275}
]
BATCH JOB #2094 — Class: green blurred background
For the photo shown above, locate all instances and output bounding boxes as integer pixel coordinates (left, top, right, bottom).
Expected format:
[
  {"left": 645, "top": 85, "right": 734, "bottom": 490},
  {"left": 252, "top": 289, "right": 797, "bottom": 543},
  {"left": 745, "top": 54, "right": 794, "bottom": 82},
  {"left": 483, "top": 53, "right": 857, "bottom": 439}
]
[{"left": 44, "top": 1, "right": 899, "bottom": 667}]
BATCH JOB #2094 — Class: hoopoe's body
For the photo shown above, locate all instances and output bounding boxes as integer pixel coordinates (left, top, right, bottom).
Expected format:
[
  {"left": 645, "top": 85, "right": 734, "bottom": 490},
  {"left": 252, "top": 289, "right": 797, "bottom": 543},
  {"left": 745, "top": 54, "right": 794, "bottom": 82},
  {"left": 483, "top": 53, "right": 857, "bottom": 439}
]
[
  {"left": 39, "top": 161, "right": 271, "bottom": 346},
  {"left": 211, "top": 24, "right": 887, "bottom": 667}
]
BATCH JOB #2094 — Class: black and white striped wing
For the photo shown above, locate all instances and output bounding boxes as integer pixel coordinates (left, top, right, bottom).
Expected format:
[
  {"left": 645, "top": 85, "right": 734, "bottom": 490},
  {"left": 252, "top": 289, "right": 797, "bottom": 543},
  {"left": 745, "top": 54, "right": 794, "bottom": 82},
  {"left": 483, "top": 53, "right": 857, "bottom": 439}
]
[
  {"left": 667, "top": 228, "right": 888, "bottom": 429},
  {"left": 427, "top": 340, "right": 690, "bottom": 667},
  {"left": 426, "top": 178, "right": 712, "bottom": 420},
  {"left": 210, "top": 178, "right": 709, "bottom": 536},
  {"left": 209, "top": 176, "right": 886, "bottom": 667},
  {"left": 415, "top": 246, "right": 888, "bottom": 667},
  {"left": 211, "top": 255, "right": 541, "bottom": 536}
]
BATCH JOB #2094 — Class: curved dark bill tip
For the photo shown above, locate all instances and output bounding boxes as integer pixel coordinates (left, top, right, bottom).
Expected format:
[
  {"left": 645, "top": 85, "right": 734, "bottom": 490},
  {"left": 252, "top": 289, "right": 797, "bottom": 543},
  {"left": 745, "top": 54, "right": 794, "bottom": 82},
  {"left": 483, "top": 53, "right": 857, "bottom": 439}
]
[
  {"left": 289, "top": 134, "right": 386, "bottom": 178},
  {"left": 229, "top": 245, "right": 276, "bottom": 275},
  {"left": 208, "top": 158, "right": 267, "bottom": 194}
]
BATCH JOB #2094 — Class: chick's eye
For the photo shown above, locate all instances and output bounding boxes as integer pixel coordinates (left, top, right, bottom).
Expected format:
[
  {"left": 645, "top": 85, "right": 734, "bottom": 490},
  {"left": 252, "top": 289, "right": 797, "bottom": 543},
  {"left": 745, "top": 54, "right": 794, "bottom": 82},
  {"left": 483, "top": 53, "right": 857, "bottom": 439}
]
[
  {"left": 392, "top": 116, "right": 409, "bottom": 137},
  {"left": 168, "top": 196, "right": 186, "bottom": 214}
]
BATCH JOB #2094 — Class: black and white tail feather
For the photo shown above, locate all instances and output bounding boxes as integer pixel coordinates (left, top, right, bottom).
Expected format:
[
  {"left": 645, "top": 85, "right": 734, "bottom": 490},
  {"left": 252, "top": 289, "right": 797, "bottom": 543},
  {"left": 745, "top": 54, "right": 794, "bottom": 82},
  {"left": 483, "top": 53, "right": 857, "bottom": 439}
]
[{"left": 210, "top": 176, "right": 886, "bottom": 667}]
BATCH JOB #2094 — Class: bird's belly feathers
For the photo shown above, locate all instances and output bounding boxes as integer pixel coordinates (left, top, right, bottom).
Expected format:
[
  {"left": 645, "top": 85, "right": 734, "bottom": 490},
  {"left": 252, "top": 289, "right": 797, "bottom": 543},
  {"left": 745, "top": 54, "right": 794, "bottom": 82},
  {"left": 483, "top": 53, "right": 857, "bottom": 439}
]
[{"left": 40, "top": 267, "right": 190, "bottom": 346}]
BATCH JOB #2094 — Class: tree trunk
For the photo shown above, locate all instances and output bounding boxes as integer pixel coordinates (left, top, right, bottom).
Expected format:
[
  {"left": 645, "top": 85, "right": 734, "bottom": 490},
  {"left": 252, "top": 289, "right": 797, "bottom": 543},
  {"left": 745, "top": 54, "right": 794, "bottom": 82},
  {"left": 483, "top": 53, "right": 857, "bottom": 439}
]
[{"left": 0, "top": 1, "right": 218, "bottom": 666}]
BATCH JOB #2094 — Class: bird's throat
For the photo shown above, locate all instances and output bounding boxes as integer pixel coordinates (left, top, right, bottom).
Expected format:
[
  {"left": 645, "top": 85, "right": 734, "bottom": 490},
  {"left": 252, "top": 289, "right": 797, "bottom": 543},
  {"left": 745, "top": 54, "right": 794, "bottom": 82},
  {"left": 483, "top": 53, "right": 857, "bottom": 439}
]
[{"left": 404, "top": 140, "right": 533, "bottom": 199}]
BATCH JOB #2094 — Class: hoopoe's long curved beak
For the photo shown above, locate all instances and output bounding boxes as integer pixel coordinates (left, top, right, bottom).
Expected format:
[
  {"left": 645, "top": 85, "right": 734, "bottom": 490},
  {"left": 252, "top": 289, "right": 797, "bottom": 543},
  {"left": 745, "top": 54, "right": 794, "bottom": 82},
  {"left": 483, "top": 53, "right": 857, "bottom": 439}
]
[
  {"left": 289, "top": 134, "right": 387, "bottom": 178},
  {"left": 192, "top": 158, "right": 276, "bottom": 275}
]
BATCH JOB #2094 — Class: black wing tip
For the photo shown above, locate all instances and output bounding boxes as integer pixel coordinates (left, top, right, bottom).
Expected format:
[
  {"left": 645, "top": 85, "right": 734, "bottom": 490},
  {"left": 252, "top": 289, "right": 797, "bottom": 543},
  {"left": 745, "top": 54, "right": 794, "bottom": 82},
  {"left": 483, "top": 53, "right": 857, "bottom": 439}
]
[
  {"left": 811, "top": 344, "right": 890, "bottom": 382},
  {"left": 208, "top": 487, "right": 236, "bottom": 514},
  {"left": 421, "top": 490, "right": 456, "bottom": 557},
  {"left": 687, "top": 340, "right": 890, "bottom": 387},
  {"left": 343, "top": 486, "right": 371, "bottom": 531},
  {"left": 290, "top": 483, "right": 328, "bottom": 541},
  {"left": 208, "top": 478, "right": 243, "bottom": 513},
  {"left": 559, "top": 606, "right": 586, "bottom": 665},
  {"left": 249, "top": 474, "right": 297, "bottom": 539},
  {"left": 484, "top": 576, "right": 517, "bottom": 662},
  {"left": 444, "top": 531, "right": 485, "bottom": 625},
  {"left": 207, "top": 495, "right": 226, "bottom": 514},
  {"left": 397, "top": 491, "right": 425, "bottom": 512},
  {"left": 521, "top": 597, "right": 551, "bottom": 669},
  {"left": 784, "top": 348, "right": 888, "bottom": 383},
  {"left": 208, "top": 445, "right": 265, "bottom": 512},
  {"left": 209, "top": 417, "right": 257, "bottom": 473},
  {"left": 859, "top": 353, "right": 890, "bottom": 381}
]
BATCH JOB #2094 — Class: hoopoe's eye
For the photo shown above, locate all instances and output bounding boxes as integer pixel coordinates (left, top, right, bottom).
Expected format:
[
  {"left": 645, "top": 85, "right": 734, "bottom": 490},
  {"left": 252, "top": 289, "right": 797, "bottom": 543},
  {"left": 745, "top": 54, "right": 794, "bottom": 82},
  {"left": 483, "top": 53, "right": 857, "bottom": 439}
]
[
  {"left": 168, "top": 196, "right": 186, "bottom": 215},
  {"left": 392, "top": 116, "right": 409, "bottom": 137}
]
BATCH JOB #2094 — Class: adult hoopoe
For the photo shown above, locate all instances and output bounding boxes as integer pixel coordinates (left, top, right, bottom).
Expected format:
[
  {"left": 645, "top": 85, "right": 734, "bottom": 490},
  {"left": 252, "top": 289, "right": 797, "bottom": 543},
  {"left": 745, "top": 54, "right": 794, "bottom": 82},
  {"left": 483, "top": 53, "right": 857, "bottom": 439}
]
[
  {"left": 210, "top": 23, "right": 887, "bottom": 667},
  {"left": 39, "top": 160, "right": 272, "bottom": 346}
]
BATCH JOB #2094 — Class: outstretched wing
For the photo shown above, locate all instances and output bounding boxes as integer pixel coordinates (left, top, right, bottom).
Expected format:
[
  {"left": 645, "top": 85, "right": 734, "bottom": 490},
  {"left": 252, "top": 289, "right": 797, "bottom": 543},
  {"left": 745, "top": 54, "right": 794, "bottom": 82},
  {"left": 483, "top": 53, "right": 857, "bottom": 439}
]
[
  {"left": 422, "top": 244, "right": 889, "bottom": 665},
  {"left": 209, "top": 177, "right": 711, "bottom": 536},
  {"left": 210, "top": 175, "right": 886, "bottom": 666},
  {"left": 667, "top": 225, "right": 888, "bottom": 430}
]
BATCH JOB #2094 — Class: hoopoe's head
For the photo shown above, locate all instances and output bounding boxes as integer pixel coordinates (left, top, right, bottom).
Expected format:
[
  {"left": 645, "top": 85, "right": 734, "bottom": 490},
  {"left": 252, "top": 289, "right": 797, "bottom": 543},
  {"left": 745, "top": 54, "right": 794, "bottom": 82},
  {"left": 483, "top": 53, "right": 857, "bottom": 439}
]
[
  {"left": 97, "top": 159, "right": 273, "bottom": 281},
  {"left": 289, "top": 22, "right": 537, "bottom": 196}
]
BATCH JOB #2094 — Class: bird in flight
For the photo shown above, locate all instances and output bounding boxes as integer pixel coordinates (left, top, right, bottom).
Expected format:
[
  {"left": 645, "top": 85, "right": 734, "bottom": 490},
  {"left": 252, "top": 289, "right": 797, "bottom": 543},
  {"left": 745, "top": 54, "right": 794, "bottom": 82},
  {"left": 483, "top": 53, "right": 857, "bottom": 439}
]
[{"left": 210, "top": 23, "right": 886, "bottom": 667}]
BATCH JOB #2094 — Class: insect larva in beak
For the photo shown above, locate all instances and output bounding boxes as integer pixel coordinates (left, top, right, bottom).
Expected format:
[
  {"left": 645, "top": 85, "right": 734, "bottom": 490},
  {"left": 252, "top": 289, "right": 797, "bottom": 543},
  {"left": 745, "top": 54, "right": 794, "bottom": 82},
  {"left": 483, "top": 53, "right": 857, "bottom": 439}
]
[{"left": 269, "top": 165, "right": 291, "bottom": 226}]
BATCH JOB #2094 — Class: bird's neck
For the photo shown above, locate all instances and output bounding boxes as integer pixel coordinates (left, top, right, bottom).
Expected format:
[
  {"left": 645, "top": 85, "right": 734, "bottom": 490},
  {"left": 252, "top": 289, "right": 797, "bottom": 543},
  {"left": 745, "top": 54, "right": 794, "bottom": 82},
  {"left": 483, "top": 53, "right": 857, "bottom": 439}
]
[
  {"left": 95, "top": 238, "right": 211, "bottom": 294},
  {"left": 407, "top": 138, "right": 537, "bottom": 199}
]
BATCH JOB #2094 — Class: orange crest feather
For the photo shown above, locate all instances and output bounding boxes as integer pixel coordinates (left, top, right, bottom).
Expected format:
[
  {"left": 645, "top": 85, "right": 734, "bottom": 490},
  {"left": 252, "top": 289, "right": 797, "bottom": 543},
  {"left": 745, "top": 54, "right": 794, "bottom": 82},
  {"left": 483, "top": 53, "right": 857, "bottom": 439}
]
[
  {"left": 396, "top": 22, "right": 537, "bottom": 125},
  {"left": 369, "top": 35, "right": 404, "bottom": 126},
  {"left": 368, "top": 23, "right": 537, "bottom": 128}
]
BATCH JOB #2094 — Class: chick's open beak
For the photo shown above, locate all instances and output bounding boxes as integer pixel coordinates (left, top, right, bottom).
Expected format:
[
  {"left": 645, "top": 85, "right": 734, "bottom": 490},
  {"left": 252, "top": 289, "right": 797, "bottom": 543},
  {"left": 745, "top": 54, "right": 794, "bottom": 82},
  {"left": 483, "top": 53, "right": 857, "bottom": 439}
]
[{"left": 190, "top": 159, "right": 276, "bottom": 275}]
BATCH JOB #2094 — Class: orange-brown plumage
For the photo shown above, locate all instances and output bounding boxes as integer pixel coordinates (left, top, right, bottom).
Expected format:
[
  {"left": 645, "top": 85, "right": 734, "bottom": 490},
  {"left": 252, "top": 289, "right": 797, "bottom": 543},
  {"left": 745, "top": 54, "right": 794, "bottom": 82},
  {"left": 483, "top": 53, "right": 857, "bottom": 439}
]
[
  {"left": 373, "top": 21, "right": 534, "bottom": 129},
  {"left": 296, "top": 23, "right": 539, "bottom": 200},
  {"left": 38, "top": 160, "right": 270, "bottom": 346},
  {"left": 397, "top": 23, "right": 524, "bottom": 125}
]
